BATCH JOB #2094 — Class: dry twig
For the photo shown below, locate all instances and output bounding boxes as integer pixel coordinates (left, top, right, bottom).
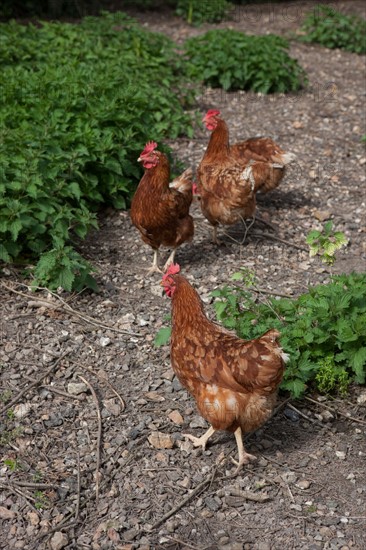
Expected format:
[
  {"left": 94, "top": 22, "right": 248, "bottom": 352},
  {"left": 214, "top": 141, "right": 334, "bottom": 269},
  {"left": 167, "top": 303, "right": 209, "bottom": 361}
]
[
  {"left": 251, "top": 232, "right": 307, "bottom": 252},
  {"left": 304, "top": 396, "right": 366, "bottom": 426},
  {"left": 149, "top": 472, "right": 216, "bottom": 531},
  {"left": 75, "top": 451, "right": 81, "bottom": 522},
  {"left": 287, "top": 403, "right": 324, "bottom": 427},
  {"left": 0, "top": 282, "right": 144, "bottom": 337},
  {"left": 78, "top": 374, "right": 102, "bottom": 506}
]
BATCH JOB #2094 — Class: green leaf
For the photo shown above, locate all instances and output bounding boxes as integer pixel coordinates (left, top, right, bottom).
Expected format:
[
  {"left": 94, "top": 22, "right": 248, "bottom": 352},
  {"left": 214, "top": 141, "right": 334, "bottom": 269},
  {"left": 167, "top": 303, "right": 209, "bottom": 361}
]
[
  {"left": 0, "top": 244, "right": 11, "bottom": 262},
  {"left": 55, "top": 267, "right": 75, "bottom": 292},
  {"left": 154, "top": 327, "right": 171, "bottom": 347}
]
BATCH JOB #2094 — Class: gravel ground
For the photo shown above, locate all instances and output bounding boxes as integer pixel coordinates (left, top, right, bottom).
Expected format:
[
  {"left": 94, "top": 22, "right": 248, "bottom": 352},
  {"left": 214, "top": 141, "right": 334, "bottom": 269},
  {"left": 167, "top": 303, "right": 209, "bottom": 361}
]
[{"left": 1, "top": 2, "right": 366, "bottom": 549}]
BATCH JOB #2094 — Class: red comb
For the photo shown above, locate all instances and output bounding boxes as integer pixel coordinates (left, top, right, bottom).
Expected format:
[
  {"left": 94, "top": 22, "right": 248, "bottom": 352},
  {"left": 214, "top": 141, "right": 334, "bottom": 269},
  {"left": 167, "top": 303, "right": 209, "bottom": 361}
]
[
  {"left": 165, "top": 263, "right": 180, "bottom": 276},
  {"left": 192, "top": 182, "right": 199, "bottom": 195},
  {"left": 205, "top": 109, "right": 221, "bottom": 118},
  {"left": 141, "top": 141, "right": 158, "bottom": 156}
]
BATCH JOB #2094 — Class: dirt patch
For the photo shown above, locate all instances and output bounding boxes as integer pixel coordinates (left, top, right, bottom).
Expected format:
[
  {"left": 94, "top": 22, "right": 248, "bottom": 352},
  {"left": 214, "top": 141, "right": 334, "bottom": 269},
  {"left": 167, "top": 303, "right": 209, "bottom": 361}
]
[{"left": 1, "top": 2, "right": 366, "bottom": 549}]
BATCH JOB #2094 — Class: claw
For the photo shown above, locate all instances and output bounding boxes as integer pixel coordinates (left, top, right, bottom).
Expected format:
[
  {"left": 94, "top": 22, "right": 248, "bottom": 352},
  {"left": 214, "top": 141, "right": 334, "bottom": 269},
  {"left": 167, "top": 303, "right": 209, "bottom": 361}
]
[
  {"left": 230, "top": 452, "right": 257, "bottom": 475},
  {"left": 183, "top": 426, "right": 216, "bottom": 452}
]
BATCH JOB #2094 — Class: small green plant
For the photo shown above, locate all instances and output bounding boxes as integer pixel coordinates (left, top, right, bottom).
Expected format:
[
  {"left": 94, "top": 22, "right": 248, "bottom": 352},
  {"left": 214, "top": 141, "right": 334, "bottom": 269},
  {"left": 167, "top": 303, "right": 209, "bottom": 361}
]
[
  {"left": 301, "top": 5, "right": 366, "bottom": 54},
  {"left": 184, "top": 30, "right": 307, "bottom": 92},
  {"left": 0, "top": 427, "right": 23, "bottom": 446},
  {"left": 0, "top": 390, "right": 12, "bottom": 403},
  {"left": 315, "top": 355, "right": 350, "bottom": 395},
  {"left": 306, "top": 220, "right": 348, "bottom": 266},
  {"left": 306, "top": 504, "right": 318, "bottom": 514},
  {"left": 176, "top": 0, "right": 230, "bottom": 25},
  {"left": 34, "top": 491, "right": 49, "bottom": 510},
  {"left": 3, "top": 458, "right": 21, "bottom": 471},
  {"left": 6, "top": 408, "right": 15, "bottom": 420}
]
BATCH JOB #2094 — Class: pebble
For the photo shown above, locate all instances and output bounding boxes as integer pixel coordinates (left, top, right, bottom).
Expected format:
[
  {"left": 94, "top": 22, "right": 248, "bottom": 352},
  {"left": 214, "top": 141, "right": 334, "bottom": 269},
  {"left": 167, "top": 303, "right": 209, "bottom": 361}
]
[
  {"left": 0, "top": 507, "right": 16, "bottom": 520},
  {"left": 50, "top": 532, "right": 68, "bottom": 550},
  {"left": 67, "top": 382, "right": 88, "bottom": 395},
  {"left": 13, "top": 403, "right": 32, "bottom": 419},
  {"left": 296, "top": 479, "right": 311, "bottom": 490}
]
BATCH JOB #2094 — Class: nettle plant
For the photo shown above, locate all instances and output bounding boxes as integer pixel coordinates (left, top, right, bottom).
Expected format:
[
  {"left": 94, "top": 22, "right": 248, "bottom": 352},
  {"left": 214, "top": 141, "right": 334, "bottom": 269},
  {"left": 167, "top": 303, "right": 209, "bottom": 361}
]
[
  {"left": 306, "top": 220, "right": 348, "bottom": 267},
  {"left": 183, "top": 30, "right": 307, "bottom": 92},
  {"left": 0, "top": 13, "right": 195, "bottom": 290},
  {"left": 176, "top": 0, "right": 231, "bottom": 25},
  {"left": 301, "top": 4, "right": 366, "bottom": 54}
]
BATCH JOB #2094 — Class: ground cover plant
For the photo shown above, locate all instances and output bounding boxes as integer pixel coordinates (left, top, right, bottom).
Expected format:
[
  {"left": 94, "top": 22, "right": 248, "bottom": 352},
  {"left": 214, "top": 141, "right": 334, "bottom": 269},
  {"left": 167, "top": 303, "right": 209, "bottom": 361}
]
[
  {"left": 301, "top": 4, "right": 366, "bottom": 54},
  {"left": 176, "top": 0, "right": 231, "bottom": 25},
  {"left": 211, "top": 269, "right": 366, "bottom": 397},
  {"left": 183, "top": 30, "right": 307, "bottom": 92},
  {"left": 0, "top": 12, "right": 195, "bottom": 290}
]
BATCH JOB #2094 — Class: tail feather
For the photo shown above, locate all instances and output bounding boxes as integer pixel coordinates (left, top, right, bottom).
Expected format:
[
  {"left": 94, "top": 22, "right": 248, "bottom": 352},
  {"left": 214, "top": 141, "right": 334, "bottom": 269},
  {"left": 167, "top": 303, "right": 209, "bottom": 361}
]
[
  {"left": 169, "top": 167, "right": 193, "bottom": 193},
  {"left": 272, "top": 151, "right": 296, "bottom": 166}
]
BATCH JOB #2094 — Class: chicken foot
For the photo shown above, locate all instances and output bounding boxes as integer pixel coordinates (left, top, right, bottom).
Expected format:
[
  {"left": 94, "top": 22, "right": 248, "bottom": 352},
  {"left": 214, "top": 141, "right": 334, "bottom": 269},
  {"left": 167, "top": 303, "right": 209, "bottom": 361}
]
[
  {"left": 230, "top": 426, "right": 257, "bottom": 474},
  {"left": 147, "top": 250, "right": 163, "bottom": 275},
  {"left": 183, "top": 426, "right": 216, "bottom": 451}
]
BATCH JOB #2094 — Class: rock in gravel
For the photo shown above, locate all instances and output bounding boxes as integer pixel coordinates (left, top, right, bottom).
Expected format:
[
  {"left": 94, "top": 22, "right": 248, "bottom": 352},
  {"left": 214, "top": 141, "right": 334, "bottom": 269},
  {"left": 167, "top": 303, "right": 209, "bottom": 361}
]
[
  {"left": 50, "top": 531, "right": 68, "bottom": 550},
  {"left": 0, "top": 506, "right": 16, "bottom": 519},
  {"left": 357, "top": 392, "right": 366, "bottom": 405},
  {"left": 221, "top": 543, "right": 243, "bottom": 550},
  {"left": 13, "top": 403, "right": 32, "bottom": 419},
  {"left": 296, "top": 480, "right": 311, "bottom": 490},
  {"left": 148, "top": 431, "right": 174, "bottom": 449},
  {"left": 67, "top": 382, "right": 87, "bottom": 395},
  {"left": 99, "top": 336, "right": 111, "bottom": 347},
  {"left": 168, "top": 410, "right": 184, "bottom": 425}
]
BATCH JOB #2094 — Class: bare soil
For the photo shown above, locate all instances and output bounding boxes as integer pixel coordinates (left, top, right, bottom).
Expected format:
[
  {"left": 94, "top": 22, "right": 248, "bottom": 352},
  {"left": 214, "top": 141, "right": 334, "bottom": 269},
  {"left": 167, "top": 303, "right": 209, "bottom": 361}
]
[{"left": 1, "top": 2, "right": 366, "bottom": 549}]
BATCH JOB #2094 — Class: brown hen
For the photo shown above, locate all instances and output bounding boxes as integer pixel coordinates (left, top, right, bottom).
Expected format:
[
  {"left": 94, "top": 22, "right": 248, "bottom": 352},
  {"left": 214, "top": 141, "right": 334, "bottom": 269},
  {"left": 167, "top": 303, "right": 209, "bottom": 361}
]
[
  {"left": 162, "top": 264, "right": 288, "bottom": 473},
  {"left": 203, "top": 109, "right": 296, "bottom": 194},
  {"left": 130, "top": 142, "right": 194, "bottom": 273}
]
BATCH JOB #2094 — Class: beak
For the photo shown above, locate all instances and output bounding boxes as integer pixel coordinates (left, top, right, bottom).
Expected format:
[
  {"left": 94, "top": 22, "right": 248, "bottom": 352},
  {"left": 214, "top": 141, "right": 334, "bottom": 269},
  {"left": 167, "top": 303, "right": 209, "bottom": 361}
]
[{"left": 137, "top": 156, "right": 143, "bottom": 162}]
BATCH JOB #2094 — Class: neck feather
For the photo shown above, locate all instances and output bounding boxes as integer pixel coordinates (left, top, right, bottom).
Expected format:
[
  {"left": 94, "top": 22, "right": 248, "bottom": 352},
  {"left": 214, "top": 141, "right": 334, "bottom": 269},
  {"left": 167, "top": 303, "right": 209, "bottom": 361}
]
[
  {"left": 206, "top": 119, "right": 230, "bottom": 158},
  {"left": 171, "top": 276, "right": 207, "bottom": 329}
]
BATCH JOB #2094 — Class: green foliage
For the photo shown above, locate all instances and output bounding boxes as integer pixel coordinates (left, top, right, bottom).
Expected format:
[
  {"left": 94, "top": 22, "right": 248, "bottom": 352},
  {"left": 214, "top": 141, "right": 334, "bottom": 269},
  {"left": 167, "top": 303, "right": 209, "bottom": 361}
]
[
  {"left": 3, "top": 458, "right": 21, "bottom": 471},
  {"left": 306, "top": 221, "right": 348, "bottom": 266},
  {"left": 301, "top": 5, "right": 366, "bottom": 54},
  {"left": 0, "top": 13, "right": 195, "bottom": 290},
  {"left": 315, "top": 356, "right": 350, "bottom": 395},
  {"left": 176, "top": 0, "right": 231, "bottom": 25},
  {"left": 212, "top": 270, "right": 366, "bottom": 398},
  {"left": 154, "top": 326, "right": 172, "bottom": 347},
  {"left": 183, "top": 30, "right": 307, "bottom": 92},
  {"left": 34, "top": 490, "right": 49, "bottom": 510}
]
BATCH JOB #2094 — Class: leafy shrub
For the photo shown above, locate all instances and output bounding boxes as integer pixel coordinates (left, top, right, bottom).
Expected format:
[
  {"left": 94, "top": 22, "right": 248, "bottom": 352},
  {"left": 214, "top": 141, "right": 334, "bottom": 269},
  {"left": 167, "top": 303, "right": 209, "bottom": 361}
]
[
  {"left": 212, "top": 270, "right": 366, "bottom": 398},
  {"left": 0, "top": 13, "right": 195, "bottom": 290},
  {"left": 183, "top": 30, "right": 307, "bottom": 92},
  {"left": 301, "top": 5, "right": 366, "bottom": 54},
  {"left": 176, "top": 0, "right": 231, "bottom": 25}
]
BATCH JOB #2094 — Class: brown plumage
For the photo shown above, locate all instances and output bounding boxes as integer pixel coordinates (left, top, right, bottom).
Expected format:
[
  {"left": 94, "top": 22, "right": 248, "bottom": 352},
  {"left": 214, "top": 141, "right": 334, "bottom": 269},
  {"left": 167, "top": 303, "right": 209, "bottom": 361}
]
[
  {"left": 203, "top": 109, "right": 296, "bottom": 194},
  {"left": 130, "top": 142, "right": 194, "bottom": 273},
  {"left": 162, "top": 264, "right": 288, "bottom": 473},
  {"left": 197, "top": 110, "right": 296, "bottom": 241}
]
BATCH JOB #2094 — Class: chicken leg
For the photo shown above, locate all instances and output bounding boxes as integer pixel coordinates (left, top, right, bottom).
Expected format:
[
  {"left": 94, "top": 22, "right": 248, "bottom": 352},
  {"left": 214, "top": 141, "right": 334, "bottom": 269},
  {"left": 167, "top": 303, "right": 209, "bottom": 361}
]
[
  {"left": 230, "top": 426, "right": 257, "bottom": 474},
  {"left": 147, "top": 250, "right": 163, "bottom": 275},
  {"left": 183, "top": 426, "right": 216, "bottom": 451},
  {"left": 163, "top": 248, "right": 177, "bottom": 271}
]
